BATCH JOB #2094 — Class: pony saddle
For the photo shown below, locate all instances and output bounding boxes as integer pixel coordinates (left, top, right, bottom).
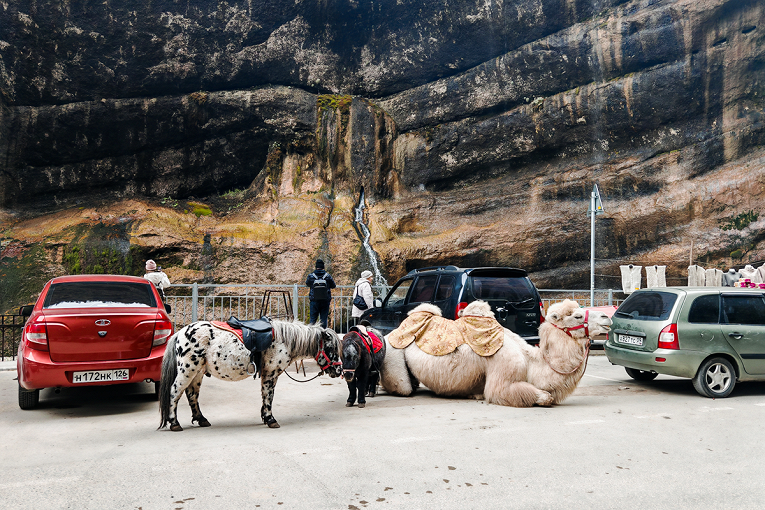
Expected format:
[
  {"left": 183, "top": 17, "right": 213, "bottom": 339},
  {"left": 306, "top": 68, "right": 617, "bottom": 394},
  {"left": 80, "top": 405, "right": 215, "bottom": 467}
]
[
  {"left": 349, "top": 325, "right": 383, "bottom": 354},
  {"left": 226, "top": 316, "right": 275, "bottom": 353}
]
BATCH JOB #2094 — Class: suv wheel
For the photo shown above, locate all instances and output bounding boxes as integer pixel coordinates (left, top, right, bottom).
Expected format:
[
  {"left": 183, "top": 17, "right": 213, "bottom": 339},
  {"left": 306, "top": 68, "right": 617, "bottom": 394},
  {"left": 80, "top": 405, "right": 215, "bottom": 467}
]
[
  {"left": 18, "top": 384, "right": 40, "bottom": 410},
  {"left": 692, "top": 357, "right": 736, "bottom": 398},
  {"left": 625, "top": 367, "right": 658, "bottom": 382}
]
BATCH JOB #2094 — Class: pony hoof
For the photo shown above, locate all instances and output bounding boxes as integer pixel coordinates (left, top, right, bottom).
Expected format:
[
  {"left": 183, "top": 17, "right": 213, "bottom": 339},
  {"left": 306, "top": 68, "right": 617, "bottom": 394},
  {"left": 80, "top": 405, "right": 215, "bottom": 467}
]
[
  {"left": 265, "top": 417, "right": 280, "bottom": 428},
  {"left": 366, "top": 392, "right": 375, "bottom": 397},
  {"left": 196, "top": 418, "right": 211, "bottom": 427},
  {"left": 170, "top": 424, "right": 184, "bottom": 432},
  {"left": 345, "top": 402, "right": 354, "bottom": 407},
  {"left": 358, "top": 403, "right": 365, "bottom": 408}
]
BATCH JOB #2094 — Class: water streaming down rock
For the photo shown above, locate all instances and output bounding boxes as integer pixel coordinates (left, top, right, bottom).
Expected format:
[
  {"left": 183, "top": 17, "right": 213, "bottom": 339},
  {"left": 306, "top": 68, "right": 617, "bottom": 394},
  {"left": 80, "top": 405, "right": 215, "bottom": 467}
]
[{"left": 354, "top": 189, "right": 388, "bottom": 288}]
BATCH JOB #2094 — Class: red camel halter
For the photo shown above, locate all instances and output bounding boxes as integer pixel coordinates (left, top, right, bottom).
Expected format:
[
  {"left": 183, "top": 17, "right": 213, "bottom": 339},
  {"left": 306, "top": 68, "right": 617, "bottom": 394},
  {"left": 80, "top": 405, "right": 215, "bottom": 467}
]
[
  {"left": 550, "top": 309, "right": 590, "bottom": 338},
  {"left": 544, "top": 308, "right": 591, "bottom": 375}
]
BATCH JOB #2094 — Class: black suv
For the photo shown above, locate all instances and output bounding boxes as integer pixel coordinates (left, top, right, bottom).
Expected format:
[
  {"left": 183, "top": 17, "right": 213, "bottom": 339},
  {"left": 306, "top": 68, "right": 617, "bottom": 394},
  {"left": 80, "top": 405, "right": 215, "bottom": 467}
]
[{"left": 360, "top": 266, "right": 544, "bottom": 344}]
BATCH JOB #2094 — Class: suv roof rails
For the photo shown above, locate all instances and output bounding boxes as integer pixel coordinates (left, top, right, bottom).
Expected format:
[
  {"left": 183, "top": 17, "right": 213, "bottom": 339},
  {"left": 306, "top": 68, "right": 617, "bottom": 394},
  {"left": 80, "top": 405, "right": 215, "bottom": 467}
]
[{"left": 406, "top": 265, "right": 461, "bottom": 275}]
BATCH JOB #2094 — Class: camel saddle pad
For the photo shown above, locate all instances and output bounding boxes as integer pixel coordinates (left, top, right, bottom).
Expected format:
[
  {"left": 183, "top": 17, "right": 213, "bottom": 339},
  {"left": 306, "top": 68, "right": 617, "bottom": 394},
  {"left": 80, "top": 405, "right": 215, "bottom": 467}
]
[{"left": 388, "top": 311, "right": 503, "bottom": 357}]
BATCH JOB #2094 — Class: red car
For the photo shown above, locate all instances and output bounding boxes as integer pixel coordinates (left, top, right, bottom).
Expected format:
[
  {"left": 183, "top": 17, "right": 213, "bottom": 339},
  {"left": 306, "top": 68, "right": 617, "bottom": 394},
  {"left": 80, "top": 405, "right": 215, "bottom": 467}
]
[{"left": 17, "top": 275, "right": 173, "bottom": 409}]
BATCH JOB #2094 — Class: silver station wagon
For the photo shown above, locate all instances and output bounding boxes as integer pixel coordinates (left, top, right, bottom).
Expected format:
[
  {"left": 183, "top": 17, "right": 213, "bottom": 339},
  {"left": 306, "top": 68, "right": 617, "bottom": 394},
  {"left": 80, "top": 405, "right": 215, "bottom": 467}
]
[{"left": 605, "top": 287, "right": 765, "bottom": 398}]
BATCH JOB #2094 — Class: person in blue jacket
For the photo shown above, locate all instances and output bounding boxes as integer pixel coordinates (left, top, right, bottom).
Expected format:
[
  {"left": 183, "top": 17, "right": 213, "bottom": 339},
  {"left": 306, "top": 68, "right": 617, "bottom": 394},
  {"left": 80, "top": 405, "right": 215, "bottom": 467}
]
[{"left": 305, "top": 259, "right": 337, "bottom": 328}]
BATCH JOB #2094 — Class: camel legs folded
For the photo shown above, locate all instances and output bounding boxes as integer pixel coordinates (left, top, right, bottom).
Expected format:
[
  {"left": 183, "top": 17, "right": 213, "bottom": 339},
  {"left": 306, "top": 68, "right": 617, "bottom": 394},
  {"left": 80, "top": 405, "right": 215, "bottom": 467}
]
[{"left": 484, "top": 378, "right": 554, "bottom": 407}]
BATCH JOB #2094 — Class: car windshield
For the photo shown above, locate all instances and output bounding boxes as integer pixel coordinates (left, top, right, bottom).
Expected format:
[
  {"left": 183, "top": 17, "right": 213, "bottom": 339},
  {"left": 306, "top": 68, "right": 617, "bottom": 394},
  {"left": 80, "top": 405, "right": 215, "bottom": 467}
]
[
  {"left": 615, "top": 291, "right": 677, "bottom": 321},
  {"left": 44, "top": 282, "right": 157, "bottom": 308},
  {"left": 469, "top": 276, "right": 536, "bottom": 307}
]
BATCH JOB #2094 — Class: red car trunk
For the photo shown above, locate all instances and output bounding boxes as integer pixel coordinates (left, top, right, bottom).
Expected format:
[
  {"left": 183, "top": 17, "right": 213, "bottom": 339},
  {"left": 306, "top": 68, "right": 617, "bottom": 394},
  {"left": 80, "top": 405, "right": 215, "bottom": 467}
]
[{"left": 44, "top": 308, "right": 157, "bottom": 362}]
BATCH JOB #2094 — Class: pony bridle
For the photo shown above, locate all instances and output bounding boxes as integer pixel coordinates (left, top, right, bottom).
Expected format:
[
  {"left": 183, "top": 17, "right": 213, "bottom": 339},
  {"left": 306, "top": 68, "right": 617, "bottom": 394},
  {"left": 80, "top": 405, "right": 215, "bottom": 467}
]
[
  {"left": 315, "top": 333, "right": 342, "bottom": 373},
  {"left": 551, "top": 309, "right": 590, "bottom": 338}
]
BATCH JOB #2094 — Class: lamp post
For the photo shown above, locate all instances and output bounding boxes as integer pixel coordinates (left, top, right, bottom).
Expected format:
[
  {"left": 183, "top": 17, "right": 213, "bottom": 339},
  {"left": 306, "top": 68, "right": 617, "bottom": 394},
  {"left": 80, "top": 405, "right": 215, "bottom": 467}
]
[{"left": 588, "top": 184, "right": 604, "bottom": 306}]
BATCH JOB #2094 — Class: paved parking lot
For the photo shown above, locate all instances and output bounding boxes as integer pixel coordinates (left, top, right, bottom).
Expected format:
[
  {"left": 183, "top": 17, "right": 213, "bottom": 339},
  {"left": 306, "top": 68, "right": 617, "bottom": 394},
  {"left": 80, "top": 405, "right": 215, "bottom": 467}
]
[{"left": 2, "top": 354, "right": 764, "bottom": 509}]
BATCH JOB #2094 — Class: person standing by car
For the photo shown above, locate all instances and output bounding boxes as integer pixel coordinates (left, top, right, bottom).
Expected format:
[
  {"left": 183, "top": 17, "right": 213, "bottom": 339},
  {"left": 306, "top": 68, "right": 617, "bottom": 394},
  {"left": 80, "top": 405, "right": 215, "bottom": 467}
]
[
  {"left": 306, "top": 259, "right": 337, "bottom": 328},
  {"left": 352, "top": 270, "right": 375, "bottom": 325},
  {"left": 144, "top": 259, "right": 171, "bottom": 302}
]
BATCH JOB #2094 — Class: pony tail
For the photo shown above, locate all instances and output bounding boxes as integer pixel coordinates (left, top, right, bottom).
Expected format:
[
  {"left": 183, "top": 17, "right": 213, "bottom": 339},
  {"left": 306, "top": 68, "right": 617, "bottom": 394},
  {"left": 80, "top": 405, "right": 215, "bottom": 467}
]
[{"left": 158, "top": 333, "right": 178, "bottom": 429}]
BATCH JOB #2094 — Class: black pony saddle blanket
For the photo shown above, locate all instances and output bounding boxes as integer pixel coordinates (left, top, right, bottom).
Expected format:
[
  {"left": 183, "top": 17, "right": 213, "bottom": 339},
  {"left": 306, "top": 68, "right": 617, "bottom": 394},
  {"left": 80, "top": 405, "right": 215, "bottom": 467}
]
[{"left": 210, "top": 316, "right": 275, "bottom": 353}]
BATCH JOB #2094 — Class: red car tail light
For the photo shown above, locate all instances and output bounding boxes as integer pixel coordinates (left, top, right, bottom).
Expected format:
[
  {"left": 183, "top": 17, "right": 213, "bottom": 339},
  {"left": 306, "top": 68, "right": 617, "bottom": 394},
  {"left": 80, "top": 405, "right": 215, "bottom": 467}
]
[
  {"left": 658, "top": 323, "right": 679, "bottom": 350},
  {"left": 455, "top": 302, "right": 468, "bottom": 319},
  {"left": 539, "top": 301, "right": 546, "bottom": 323},
  {"left": 153, "top": 319, "right": 173, "bottom": 347},
  {"left": 25, "top": 320, "right": 49, "bottom": 352}
]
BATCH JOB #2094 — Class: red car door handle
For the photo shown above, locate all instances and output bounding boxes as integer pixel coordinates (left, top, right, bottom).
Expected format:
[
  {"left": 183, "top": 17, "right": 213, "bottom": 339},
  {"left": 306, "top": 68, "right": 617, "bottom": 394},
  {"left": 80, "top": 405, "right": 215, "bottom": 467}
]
[{"left": 728, "top": 332, "right": 743, "bottom": 340}]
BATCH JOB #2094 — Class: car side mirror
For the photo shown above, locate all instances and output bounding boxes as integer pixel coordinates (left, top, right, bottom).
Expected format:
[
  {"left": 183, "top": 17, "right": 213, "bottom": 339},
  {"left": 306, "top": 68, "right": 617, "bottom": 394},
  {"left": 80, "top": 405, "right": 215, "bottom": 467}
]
[
  {"left": 19, "top": 305, "right": 33, "bottom": 317},
  {"left": 165, "top": 303, "right": 172, "bottom": 314},
  {"left": 374, "top": 298, "right": 383, "bottom": 308}
]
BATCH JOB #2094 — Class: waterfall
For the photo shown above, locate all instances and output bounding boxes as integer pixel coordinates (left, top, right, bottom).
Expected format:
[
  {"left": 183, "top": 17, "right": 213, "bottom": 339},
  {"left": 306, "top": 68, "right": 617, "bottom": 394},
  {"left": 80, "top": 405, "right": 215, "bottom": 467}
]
[{"left": 353, "top": 188, "right": 388, "bottom": 288}]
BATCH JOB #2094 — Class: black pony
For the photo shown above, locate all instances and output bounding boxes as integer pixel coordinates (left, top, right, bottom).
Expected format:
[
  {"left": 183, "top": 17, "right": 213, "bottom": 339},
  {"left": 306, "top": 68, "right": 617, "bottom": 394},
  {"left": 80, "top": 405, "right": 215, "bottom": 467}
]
[{"left": 342, "top": 324, "right": 386, "bottom": 408}]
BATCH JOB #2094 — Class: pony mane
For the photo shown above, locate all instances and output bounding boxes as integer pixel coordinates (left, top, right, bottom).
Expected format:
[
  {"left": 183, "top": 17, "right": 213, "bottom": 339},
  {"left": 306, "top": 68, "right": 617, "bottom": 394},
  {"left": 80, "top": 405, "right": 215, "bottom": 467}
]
[
  {"left": 271, "top": 319, "right": 330, "bottom": 357},
  {"left": 408, "top": 303, "right": 443, "bottom": 316}
]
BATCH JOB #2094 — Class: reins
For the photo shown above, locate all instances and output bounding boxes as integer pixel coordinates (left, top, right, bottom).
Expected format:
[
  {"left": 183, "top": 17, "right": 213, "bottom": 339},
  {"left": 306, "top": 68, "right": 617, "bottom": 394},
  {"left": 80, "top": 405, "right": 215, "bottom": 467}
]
[
  {"left": 542, "top": 339, "right": 591, "bottom": 375},
  {"left": 280, "top": 329, "right": 341, "bottom": 383}
]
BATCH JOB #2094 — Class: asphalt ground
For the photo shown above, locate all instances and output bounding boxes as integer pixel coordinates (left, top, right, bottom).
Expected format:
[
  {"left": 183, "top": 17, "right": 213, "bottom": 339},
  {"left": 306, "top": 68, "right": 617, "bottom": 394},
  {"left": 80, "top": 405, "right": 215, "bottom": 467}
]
[{"left": 2, "top": 353, "right": 765, "bottom": 510}]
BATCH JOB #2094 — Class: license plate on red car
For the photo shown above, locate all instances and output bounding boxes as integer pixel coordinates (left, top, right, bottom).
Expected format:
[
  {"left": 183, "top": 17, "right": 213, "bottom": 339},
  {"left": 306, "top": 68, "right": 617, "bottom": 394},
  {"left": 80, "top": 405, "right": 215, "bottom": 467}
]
[{"left": 72, "top": 369, "right": 129, "bottom": 383}]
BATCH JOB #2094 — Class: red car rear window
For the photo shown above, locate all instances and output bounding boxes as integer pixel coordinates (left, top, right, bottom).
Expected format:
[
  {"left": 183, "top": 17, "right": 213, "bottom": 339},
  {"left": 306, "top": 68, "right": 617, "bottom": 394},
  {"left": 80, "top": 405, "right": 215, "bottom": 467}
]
[{"left": 43, "top": 282, "right": 157, "bottom": 308}]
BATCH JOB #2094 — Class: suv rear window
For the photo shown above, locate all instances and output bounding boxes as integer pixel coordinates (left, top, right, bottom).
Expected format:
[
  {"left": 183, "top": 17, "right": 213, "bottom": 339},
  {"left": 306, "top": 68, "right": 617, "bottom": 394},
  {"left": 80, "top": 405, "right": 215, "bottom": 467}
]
[
  {"left": 615, "top": 291, "right": 677, "bottom": 321},
  {"left": 469, "top": 276, "right": 537, "bottom": 308},
  {"left": 44, "top": 282, "right": 157, "bottom": 308}
]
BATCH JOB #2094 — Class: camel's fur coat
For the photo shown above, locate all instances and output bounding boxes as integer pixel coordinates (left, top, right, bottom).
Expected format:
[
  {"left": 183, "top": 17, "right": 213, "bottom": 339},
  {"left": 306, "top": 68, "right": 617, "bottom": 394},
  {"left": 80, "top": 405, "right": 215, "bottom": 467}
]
[{"left": 379, "top": 300, "right": 612, "bottom": 407}]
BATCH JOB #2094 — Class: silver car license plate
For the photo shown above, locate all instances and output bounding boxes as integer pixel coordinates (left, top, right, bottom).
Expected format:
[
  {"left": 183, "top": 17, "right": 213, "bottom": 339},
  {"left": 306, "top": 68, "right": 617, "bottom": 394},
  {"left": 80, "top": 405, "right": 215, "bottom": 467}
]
[{"left": 618, "top": 334, "right": 644, "bottom": 346}]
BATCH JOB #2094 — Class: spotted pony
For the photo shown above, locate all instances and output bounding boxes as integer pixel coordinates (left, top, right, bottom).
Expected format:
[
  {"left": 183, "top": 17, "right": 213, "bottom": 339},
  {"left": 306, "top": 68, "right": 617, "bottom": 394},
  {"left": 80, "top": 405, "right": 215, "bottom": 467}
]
[{"left": 158, "top": 319, "right": 342, "bottom": 430}]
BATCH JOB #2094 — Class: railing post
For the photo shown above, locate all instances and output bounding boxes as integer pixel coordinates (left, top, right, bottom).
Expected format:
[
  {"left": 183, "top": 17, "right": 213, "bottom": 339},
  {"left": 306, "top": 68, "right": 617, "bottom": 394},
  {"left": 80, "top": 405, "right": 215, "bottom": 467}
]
[
  {"left": 293, "top": 283, "right": 299, "bottom": 320},
  {"left": 608, "top": 289, "right": 613, "bottom": 306},
  {"left": 192, "top": 282, "right": 198, "bottom": 322}
]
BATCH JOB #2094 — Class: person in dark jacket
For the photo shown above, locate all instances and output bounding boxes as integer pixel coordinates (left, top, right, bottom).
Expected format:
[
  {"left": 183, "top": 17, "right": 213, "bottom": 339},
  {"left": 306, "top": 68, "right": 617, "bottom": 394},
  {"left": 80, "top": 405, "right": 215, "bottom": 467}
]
[{"left": 305, "top": 259, "right": 337, "bottom": 328}]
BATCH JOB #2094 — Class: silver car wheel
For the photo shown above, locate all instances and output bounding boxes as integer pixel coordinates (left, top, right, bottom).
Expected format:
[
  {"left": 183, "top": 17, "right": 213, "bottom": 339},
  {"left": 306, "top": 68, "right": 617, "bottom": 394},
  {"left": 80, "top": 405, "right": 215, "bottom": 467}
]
[
  {"left": 693, "top": 357, "right": 736, "bottom": 398},
  {"left": 706, "top": 364, "right": 731, "bottom": 392}
]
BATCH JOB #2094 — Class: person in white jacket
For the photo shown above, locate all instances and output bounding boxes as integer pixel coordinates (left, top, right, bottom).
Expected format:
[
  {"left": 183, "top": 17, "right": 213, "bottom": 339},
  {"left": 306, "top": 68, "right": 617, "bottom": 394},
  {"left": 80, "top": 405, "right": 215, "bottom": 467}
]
[
  {"left": 351, "top": 270, "right": 375, "bottom": 324},
  {"left": 143, "top": 259, "right": 171, "bottom": 302}
]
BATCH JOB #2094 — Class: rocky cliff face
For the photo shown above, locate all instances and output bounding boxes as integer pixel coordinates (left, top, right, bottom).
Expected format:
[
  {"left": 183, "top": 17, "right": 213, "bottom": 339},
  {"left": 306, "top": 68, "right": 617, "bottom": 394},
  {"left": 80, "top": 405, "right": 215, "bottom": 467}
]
[{"left": 2, "top": 0, "right": 765, "bottom": 310}]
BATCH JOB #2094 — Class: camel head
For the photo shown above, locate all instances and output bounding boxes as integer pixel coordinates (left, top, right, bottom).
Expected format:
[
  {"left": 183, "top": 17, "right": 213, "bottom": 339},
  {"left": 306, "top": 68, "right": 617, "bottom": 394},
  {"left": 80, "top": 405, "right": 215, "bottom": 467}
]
[
  {"left": 544, "top": 300, "right": 612, "bottom": 340},
  {"left": 458, "top": 300, "right": 495, "bottom": 318}
]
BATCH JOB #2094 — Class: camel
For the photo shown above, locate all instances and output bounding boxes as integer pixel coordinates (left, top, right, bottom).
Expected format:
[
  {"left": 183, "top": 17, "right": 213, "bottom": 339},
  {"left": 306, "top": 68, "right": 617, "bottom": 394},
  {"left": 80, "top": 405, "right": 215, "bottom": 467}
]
[{"left": 379, "top": 299, "right": 612, "bottom": 407}]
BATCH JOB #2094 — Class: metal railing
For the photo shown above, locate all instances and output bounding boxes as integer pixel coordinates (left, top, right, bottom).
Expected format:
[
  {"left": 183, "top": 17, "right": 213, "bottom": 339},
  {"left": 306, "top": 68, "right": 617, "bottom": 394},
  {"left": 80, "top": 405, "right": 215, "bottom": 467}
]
[
  {"left": 163, "top": 284, "right": 625, "bottom": 329},
  {"left": 538, "top": 289, "right": 624, "bottom": 313},
  {"left": 1, "top": 314, "right": 24, "bottom": 362},
  {"left": 163, "top": 283, "right": 390, "bottom": 332},
  {"left": 1, "top": 286, "right": 626, "bottom": 361}
]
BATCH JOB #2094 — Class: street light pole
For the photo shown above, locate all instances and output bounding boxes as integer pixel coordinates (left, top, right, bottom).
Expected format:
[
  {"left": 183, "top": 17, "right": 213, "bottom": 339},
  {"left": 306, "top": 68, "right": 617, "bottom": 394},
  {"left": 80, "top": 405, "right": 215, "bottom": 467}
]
[
  {"left": 590, "top": 189, "right": 596, "bottom": 307},
  {"left": 588, "top": 184, "right": 604, "bottom": 307}
]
